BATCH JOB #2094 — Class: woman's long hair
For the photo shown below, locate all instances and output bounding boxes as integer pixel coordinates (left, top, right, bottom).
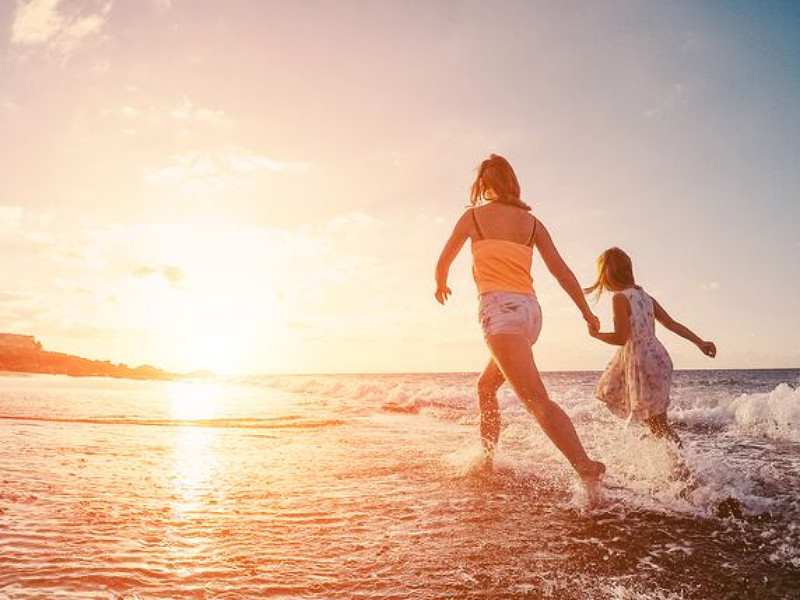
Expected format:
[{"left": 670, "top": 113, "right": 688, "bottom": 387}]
[
  {"left": 469, "top": 154, "right": 530, "bottom": 211},
  {"left": 584, "top": 247, "right": 635, "bottom": 298}
]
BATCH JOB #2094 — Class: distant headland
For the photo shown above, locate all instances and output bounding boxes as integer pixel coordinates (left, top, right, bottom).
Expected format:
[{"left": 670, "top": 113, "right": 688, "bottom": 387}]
[{"left": 0, "top": 333, "right": 180, "bottom": 380}]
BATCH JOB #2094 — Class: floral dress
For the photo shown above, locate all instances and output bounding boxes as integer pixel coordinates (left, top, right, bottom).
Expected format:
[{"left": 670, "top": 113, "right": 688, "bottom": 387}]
[{"left": 596, "top": 287, "right": 673, "bottom": 422}]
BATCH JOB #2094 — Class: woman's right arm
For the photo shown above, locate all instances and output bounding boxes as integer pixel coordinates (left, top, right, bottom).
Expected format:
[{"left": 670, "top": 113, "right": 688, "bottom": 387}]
[
  {"left": 434, "top": 212, "right": 471, "bottom": 305},
  {"left": 591, "top": 293, "right": 630, "bottom": 346},
  {"left": 534, "top": 220, "right": 599, "bottom": 332}
]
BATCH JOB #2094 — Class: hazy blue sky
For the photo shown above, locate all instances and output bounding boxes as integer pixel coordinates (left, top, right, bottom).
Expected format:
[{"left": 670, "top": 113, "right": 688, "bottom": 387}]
[{"left": 1, "top": 1, "right": 798, "bottom": 373}]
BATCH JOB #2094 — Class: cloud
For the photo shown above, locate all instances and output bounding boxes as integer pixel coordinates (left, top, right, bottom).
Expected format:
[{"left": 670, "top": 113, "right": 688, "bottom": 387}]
[
  {"left": 226, "top": 154, "right": 309, "bottom": 174},
  {"left": 0, "top": 291, "right": 34, "bottom": 303},
  {"left": 133, "top": 264, "right": 186, "bottom": 288},
  {"left": 169, "top": 98, "right": 228, "bottom": 127},
  {"left": 10, "top": 0, "right": 112, "bottom": 62},
  {"left": 644, "top": 83, "right": 688, "bottom": 118},
  {"left": 11, "top": 0, "right": 63, "bottom": 45},
  {"left": 161, "top": 265, "right": 185, "bottom": 285},
  {"left": 103, "top": 95, "right": 231, "bottom": 139},
  {"left": 119, "top": 105, "right": 139, "bottom": 118},
  {"left": 701, "top": 281, "right": 720, "bottom": 291},
  {"left": 0, "top": 300, "right": 50, "bottom": 327},
  {"left": 682, "top": 31, "right": 705, "bottom": 53},
  {"left": 0, "top": 205, "right": 61, "bottom": 258},
  {"left": 319, "top": 255, "right": 379, "bottom": 286},
  {"left": 323, "top": 211, "right": 381, "bottom": 233},
  {"left": 133, "top": 266, "right": 159, "bottom": 278},
  {"left": 145, "top": 150, "right": 309, "bottom": 197},
  {"left": 0, "top": 205, "right": 24, "bottom": 233}
]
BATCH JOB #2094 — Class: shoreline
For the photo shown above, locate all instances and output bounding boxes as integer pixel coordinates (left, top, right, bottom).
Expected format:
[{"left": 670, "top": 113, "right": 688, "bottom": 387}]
[{"left": 1, "top": 366, "right": 797, "bottom": 383}]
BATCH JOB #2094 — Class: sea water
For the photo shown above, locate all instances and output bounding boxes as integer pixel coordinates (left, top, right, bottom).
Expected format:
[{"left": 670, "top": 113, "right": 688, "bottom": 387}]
[{"left": 1, "top": 369, "right": 799, "bottom": 599}]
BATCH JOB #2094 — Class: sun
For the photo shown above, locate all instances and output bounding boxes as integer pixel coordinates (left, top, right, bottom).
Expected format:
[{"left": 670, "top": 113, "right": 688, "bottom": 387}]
[
  {"left": 136, "top": 224, "right": 286, "bottom": 374},
  {"left": 156, "top": 281, "right": 282, "bottom": 374}
]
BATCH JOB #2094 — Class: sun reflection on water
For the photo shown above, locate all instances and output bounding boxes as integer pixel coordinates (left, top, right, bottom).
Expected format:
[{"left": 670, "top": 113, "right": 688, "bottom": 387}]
[
  {"left": 168, "top": 382, "right": 226, "bottom": 517},
  {"left": 165, "top": 382, "right": 228, "bottom": 574}
]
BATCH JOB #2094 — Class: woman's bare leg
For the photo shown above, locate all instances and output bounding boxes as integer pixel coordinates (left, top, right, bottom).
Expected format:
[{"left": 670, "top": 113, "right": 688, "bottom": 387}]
[
  {"left": 477, "top": 358, "right": 505, "bottom": 452},
  {"left": 486, "top": 333, "right": 605, "bottom": 481}
]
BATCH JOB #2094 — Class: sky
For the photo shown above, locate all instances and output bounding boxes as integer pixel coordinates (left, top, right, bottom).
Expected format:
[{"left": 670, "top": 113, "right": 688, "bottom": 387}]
[{"left": 0, "top": 0, "right": 798, "bottom": 374}]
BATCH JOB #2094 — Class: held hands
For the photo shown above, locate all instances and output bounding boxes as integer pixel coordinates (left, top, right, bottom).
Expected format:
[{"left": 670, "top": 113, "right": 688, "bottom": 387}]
[
  {"left": 698, "top": 340, "right": 717, "bottom": 358},
  {"left": 435, "top": 285, "right": 452, "bottom": 305},
  {"left": 584, "top": 312, "right": 600, "bottom": 337}
]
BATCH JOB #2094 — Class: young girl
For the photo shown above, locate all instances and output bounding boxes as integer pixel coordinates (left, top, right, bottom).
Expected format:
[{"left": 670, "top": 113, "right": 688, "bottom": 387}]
[{"left": 584, "top": 247, "right": 716, "bottom": 445}]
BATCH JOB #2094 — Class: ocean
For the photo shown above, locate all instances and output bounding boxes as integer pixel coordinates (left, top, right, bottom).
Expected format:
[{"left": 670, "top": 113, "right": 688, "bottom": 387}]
[{"left": 1, "top": 369, "right": 799, "bottom": 599}]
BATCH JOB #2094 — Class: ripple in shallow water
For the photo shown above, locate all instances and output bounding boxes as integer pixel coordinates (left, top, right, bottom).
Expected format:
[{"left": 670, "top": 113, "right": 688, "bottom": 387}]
[{"left": 1, "top": 372, "right": 799, "bottom": 599}]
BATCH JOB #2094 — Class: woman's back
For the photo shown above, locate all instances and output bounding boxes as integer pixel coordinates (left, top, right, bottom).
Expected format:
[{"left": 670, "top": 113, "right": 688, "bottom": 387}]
[
  {"left": 471, "top": 203, "right": 537, "bottom": 296},
  {"left": 471, "top": 203, "right": 537, "bottom": 245}
]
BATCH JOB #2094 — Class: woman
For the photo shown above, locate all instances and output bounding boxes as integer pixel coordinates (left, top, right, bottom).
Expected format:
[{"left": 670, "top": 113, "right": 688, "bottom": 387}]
[{"left": 435, "top": 154, "right": 605, "bottom": 485}]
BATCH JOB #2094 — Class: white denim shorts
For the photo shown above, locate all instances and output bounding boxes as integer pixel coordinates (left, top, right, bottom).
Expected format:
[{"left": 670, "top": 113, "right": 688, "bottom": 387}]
[{"left": 478, "top": 291, "right": 543, "bottom": 345}]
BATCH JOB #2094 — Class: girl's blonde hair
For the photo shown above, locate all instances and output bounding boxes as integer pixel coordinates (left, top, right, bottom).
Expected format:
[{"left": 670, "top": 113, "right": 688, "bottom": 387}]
[
  {"left": 584, "top": 247, "right": 635, "bottom": 298},
  {"left": 469, "top": 154, "right": 530, "bottom": 211}
]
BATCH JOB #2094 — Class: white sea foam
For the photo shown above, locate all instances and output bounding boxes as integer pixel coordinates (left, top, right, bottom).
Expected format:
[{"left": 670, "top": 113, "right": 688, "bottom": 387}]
[
  {"left": 250, "top": 374, "right": 800, "bottom": 521},
  {"left": 602, "top": 583, "right": 688, "bottom": 600},
  {"left": 256, "top": 375, "right": 800, "bottom": 444},
  {"left": 250, "top": 373, "right": 476, "bottom": 414},
  {"left": 674, "top": 382, "right": 800, "bottom": 442}
]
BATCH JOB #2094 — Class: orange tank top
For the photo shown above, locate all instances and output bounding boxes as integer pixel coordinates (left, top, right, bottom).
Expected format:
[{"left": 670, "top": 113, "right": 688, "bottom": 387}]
[{"left": 470, "top": 210, "right": 536, "bottom": 296}]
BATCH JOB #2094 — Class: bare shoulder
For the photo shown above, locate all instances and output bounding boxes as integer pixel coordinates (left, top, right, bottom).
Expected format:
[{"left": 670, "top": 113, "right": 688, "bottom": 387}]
[
  {"left": 454, "top": 208, "right": 474, "bottom": 229},
  {"left": 649, "top": 294, "right": 670, "bottom": 319},
  {"left": 612, "top": 291, "right": 631, "bottom": 313},
  {"left": 645, "top": 291, "right": 661, "bottom": 309},
  {"left": 531, "top": 215, "right": 550, "bottom": 242},
  {"left": 450, "top": 208, "right": 478, "bottom": 240}
]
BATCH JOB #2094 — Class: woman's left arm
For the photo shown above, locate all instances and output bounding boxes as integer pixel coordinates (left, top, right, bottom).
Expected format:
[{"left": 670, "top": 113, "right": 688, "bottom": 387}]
[
  {"left": 535, "top": 220, "right": 599, "bottom": 332},
  {"left": 434, "top": 212, "right": 471, "bottom": 305}
]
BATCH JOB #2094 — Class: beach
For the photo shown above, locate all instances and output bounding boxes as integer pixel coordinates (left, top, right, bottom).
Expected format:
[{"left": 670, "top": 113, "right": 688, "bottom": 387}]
[{"left": 1, "top": 370, "right": 799, "bottom": 599}]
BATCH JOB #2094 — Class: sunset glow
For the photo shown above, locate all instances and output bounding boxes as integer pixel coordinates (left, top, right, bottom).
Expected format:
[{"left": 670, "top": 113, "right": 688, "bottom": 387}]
[
  {"left": 169, "top": 381, "right": 225, "bottom": 421},
  {"left": 1, "top": 1, "right": 798, "bottom": 374},
  {"left": 2, "top": 4, "right": 800, "bottom": 599}
]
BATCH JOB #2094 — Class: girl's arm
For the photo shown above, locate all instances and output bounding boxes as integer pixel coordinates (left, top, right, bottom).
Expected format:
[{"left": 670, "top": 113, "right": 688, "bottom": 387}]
[
  {"left": 434, "top": 212, "right": 471, "bottom": 305},
  {"left": 591, "top": 293, "right": 631, "bottom": 346},
  {"left": 534, "top": 220, "right": 599, "bottom": 332},
  {"left": 652, "top": 298, "right": 717, "bottom": 357}
]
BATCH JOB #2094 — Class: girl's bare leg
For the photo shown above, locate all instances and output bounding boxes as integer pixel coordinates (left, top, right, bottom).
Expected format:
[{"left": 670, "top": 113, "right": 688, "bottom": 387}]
[
  {"left": 645, "top": 413, "right": 682, "bottom": 448},
  {"left": 477, "top": 358, "right": 505, "bottom": 453},
  {"left": 645, "top": 412, "right": 690, "bottom": 481},
  {"left": 486, "top": 333, "right": 605, "bottom": 482}
]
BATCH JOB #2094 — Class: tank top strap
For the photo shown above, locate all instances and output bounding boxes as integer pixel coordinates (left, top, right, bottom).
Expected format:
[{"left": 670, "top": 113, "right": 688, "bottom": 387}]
[
  {"left": 526, "top": 217, "right": 538, "bottom": 247},
  {"left": 471, "top": 209, "right": 486, "bottom": 241}
]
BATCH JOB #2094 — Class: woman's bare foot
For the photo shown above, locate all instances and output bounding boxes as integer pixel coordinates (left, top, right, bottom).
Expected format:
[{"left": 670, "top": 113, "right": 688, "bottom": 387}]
[
  {"left": 574, "top": 460, "right": 606, "bottom": 507},
  {"left": 478, "top": 449, "right": 494, "bottom": 473},
  {"left": 575, "top": 459, "right": 606, "bottom": 484}
]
